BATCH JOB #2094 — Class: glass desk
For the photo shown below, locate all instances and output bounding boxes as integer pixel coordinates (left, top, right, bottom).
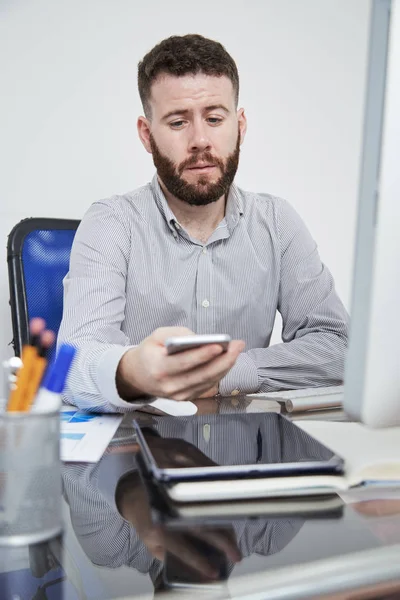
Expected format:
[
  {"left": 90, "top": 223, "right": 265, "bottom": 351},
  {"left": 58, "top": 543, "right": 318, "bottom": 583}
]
[{"left": 1, "top": 396, "right": 400, "bottom": 600}]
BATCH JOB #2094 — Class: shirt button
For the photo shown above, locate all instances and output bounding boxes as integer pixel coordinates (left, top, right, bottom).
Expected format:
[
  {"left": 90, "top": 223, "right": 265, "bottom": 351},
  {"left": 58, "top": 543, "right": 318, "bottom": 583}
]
[
  {"left": 203, "top": 424, "right": 211, "bottom": 443},
  {"left": 202, "top": 299, "right": 210, "bottom": 308},
  {"left": 231, "top": 389, "right": 240, "bottom": 396},
  {"left": 202, "top": 247, "right": 207, "bottom": 254}
]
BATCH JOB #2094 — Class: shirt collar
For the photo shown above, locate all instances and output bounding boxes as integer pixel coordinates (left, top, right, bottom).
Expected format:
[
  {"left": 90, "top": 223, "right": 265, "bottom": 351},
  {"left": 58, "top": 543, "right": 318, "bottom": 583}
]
[
  {"left": 225, "top": 182, "right": 244, "bottom": 233},
  {"left": 150, "top": 173, "right": 244, "bottom": 236},
  {"left": 150, "top": 175, "right": 179, "bottom": 234}
]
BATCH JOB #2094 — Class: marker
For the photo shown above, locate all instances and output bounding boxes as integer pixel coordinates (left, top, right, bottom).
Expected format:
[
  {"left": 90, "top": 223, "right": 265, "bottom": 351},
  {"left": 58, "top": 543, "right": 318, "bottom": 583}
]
[{"left": 31, "top": 344, "right": 76, "bottom": 413}]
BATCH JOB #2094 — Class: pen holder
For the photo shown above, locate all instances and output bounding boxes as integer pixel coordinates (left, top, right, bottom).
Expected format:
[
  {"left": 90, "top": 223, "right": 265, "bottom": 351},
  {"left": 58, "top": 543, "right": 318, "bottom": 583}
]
[{"left": 0, "top": 408, "right": 62, "bottom": 546}]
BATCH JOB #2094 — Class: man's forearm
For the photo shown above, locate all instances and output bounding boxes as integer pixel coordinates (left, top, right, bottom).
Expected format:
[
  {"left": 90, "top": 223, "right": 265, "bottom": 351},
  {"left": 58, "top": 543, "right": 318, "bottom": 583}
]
[
  {"left": 116, "top": 348, "right": 151, "bottom": 401},
  {"left": 220, "top": 330, "right": 347, "bottom": 395}
]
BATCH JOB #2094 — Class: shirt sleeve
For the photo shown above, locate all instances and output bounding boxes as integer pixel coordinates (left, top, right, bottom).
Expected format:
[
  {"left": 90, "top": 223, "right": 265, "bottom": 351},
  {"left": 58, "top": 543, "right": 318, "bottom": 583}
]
[
  {"left": 220, "top": 197, "right": 349, "bottom": 396},
  {"left": 57, "top": 200, "right": 144, "bottom": 412},
  {"left": 62, "top": 457, "right": 156, "bottom": 572}
]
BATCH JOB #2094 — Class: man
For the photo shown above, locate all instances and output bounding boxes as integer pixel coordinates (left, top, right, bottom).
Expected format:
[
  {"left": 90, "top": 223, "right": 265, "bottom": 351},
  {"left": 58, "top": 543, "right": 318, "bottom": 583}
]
[{"left": 58, "top": 34, "right": 348, "bottom": 412}]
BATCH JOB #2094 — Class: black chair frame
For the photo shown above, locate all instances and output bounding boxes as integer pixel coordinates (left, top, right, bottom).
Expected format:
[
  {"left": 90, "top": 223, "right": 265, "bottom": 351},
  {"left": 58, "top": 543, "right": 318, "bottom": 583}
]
[{"left": 7, "top": 217, "right": 80, "bottom": 356}]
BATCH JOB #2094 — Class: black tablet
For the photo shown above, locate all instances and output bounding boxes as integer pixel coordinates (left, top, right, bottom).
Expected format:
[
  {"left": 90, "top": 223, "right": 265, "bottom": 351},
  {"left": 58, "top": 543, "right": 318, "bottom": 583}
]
[{"left": 133, "top": 413, "right": 344, "bottom": 502}]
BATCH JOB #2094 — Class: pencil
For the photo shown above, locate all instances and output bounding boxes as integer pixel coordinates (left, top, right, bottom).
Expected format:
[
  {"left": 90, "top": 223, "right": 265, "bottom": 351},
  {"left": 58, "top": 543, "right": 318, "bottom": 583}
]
[{"left": 6, "top": 318, "right": 45, "bottom": 412}]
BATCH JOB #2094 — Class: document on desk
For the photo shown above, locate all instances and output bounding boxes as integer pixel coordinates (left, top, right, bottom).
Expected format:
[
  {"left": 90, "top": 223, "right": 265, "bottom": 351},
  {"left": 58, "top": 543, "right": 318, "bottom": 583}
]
[
  {"left": 296, "top": 421, "right": 400, "bottom": 493},
  {"left": 60, "top": 406, "right": 123, "bottom": 462}
]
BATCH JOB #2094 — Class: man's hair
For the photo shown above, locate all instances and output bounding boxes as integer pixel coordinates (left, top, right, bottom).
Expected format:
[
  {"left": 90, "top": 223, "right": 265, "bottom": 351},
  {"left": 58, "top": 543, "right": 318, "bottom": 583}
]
[{"left": 138, "top": 34, "right": 239, "bottom": 118}]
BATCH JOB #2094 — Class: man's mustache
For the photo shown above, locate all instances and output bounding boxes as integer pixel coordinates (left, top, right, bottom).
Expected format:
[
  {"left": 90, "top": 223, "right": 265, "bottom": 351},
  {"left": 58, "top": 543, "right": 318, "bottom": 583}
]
[{"left": 178, "top": 152, "right": 224, "bottom": 175}]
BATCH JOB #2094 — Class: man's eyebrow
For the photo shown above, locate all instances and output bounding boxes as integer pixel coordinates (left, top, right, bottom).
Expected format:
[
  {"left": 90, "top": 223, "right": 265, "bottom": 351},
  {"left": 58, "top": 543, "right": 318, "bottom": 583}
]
[
  {"left": 161, "top": 104, "right": 230, "bottom": 121},
  {"left": 204, "top": 104, "right": 230, "bottom": 114},
  {"left": 161, "top": 108, "right": 191, "bottom": 121}
]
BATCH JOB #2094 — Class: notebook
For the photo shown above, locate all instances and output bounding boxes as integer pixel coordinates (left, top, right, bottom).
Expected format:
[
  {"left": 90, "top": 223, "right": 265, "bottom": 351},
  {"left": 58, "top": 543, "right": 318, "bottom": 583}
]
[
  {"left": 165, "top": 421, "right": 400, "bottom": 503},
  {"left": 154, "top": 494, "right": 345, "bottom": 521},
  {"left": 297, "top": 421, "right": 400, "bottom": 488}
]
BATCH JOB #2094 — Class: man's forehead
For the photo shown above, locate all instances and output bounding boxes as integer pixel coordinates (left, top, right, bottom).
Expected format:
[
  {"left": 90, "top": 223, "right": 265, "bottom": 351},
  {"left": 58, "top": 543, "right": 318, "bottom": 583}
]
[{"left": 149, "top": 73, "right": 235, "bottom": 109}]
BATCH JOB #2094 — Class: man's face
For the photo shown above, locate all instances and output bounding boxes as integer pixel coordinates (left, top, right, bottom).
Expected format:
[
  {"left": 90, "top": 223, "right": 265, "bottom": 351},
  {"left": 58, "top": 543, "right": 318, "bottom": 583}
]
[{"left": 138, "top": 73, "right": 247, "bottom": 206}]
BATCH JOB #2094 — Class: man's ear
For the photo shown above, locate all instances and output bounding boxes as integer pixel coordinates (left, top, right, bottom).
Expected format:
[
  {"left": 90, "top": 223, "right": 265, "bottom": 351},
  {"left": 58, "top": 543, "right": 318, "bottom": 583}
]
[
  {"left": 237, "top": 108, "right": 247, "bottom": 145},
  {"left": 137, "top": 116, "right": 152, "bottom": 154}
]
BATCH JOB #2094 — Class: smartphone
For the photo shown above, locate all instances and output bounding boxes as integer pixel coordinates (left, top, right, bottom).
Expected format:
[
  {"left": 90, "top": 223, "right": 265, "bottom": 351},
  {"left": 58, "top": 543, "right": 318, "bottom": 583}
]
[{"left": 165, "top": 334, "right": 231, "bottom": 355}]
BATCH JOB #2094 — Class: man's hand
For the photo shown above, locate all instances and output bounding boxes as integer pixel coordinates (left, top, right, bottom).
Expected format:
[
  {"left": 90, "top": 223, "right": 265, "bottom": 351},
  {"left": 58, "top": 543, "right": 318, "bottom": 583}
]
[
  {"left": 116, "top": 326, "right": 244, "bottom": 401},
  {"left": 198, "top": 383, "right": 219, "bottom": 398},
  {"left": 118, "top": 471, "right": 241, "bottom": 580}
]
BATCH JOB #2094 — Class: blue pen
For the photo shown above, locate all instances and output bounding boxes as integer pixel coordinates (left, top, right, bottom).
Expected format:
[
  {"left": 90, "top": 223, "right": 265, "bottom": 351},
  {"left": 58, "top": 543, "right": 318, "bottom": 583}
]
[{"left": 31, "top": 344, "right": 76, "bottom": 413}]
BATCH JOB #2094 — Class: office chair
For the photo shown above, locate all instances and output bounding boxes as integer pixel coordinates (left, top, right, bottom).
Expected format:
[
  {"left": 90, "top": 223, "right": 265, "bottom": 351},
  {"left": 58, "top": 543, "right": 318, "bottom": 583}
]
[{"left": 7, "top": 218, "right": 80, "bottom": 358}]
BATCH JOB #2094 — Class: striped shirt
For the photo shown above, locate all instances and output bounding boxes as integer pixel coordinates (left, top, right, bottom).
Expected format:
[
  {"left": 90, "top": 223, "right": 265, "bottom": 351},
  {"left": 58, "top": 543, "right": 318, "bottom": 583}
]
[{"left": 58, "top": 175, "right": 349, "bottom": 412}]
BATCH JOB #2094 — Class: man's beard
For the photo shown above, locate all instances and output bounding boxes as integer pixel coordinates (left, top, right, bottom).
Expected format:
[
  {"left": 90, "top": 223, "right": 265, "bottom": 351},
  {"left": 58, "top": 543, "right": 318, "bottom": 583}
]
[{"left": 149, "top": 130, "right": 240, "bottom": 207}]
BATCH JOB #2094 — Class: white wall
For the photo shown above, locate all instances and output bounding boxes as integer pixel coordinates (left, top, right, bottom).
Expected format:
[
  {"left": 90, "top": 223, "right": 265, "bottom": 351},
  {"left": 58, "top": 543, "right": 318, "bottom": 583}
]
[{"left": 0, "top": 0, "right": 370, "bottom": 374}]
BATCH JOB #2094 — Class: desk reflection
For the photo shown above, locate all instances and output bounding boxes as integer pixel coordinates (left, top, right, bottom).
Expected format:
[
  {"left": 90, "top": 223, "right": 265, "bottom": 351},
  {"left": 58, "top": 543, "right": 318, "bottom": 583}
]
[{"left": 62, "top": 423, "right": 304, "bottom": 593}]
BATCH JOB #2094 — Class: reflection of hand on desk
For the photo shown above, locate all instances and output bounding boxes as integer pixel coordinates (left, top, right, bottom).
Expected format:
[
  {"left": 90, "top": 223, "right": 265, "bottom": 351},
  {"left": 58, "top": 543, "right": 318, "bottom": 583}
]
[
  {"left": 350, "top": 498, "right": 400, "bottom": 544},
  {"left": 116, "top": 469, "right": 240, "bottom": 582},
  {"left": 192, "top": 396, "right": 219, "bottom": 415},
  {"left": 352, "top": 499, "right": 400, "bottom": 517}
]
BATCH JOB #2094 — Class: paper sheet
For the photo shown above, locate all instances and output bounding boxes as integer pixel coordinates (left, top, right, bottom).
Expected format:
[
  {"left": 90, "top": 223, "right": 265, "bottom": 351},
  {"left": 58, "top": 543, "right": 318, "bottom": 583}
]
[
  {"left": 60, "top": 406, "right": 123, "bottom": 462},
  {"left": 297, "top": 421, "right": 400, "bottom": 476}
]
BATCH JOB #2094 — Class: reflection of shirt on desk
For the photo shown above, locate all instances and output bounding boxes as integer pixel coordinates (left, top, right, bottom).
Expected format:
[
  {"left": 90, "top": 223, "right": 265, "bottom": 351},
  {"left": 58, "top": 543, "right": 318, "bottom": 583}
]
[
  {"left": 138, "top": 409, "right": 333, "bottom": 465},
  {"left": 62, "top": 423, "right": 304, "bottom": 584}
]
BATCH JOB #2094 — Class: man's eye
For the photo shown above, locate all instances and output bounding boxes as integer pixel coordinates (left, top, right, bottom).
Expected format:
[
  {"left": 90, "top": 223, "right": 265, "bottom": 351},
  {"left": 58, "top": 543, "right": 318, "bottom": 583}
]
[
  {"left": 170, "top": 120, "right": 185, "bottom": 128},
  {"left": 207, "top": 117, "right": 223, "bottom": 125}
]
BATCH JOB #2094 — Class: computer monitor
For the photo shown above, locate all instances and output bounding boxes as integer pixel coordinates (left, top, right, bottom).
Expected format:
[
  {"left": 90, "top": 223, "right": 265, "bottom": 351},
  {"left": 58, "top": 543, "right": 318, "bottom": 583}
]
[{"left": 344, "top": 0, "right": 400, "bottom": 427}]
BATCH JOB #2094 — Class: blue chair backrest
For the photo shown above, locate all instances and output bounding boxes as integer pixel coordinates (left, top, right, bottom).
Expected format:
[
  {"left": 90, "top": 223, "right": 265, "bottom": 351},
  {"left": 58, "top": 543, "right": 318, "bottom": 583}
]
[
  {"left": 23, "top": 230, "right": 77, "bottom": 341},
  {"left": 8, "top": 218, "right": 80, "bottom": 358}
]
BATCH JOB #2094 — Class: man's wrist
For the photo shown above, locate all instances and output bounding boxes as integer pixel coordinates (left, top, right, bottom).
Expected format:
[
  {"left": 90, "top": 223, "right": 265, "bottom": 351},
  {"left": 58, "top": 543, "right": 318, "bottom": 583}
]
[{"left": 116, "top": 348, "right": 147, "bottom": 400}]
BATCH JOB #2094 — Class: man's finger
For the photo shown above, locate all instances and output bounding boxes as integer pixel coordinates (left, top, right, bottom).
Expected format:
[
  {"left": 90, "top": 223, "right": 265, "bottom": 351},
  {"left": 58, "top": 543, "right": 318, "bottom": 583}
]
[
  {"left": 165, "top": 339, "right": 245, "bottom": 377},
  {"left": 166, "top": 340, "right": 245, "bottom": 390},
  {"left": 152, "top": 326, "right": 194, "bottom": 344},
  {"left": 164, "top": 343, "right": 225, "bottom": 376}
]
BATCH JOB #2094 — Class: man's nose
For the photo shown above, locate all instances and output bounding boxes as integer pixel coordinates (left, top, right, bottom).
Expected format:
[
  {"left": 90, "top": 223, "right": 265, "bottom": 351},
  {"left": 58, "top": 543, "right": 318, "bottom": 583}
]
[{"left": 188, "top": 120, "right": 212, "bottom": 153}]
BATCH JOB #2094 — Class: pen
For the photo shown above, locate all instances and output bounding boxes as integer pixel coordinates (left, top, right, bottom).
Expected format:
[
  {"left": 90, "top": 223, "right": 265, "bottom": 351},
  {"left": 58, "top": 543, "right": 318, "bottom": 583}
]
[{"left": 6, "top": 318, "right": 45, "bottom": 412}]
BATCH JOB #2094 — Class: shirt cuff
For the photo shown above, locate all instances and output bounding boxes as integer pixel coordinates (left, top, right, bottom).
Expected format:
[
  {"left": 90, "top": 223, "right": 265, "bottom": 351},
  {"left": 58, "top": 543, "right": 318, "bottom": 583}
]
[
  {"left": 219, "top": 352, "right": 259, "bottom": 396},
  {"left": 97, "top": 345, "right": 145, "bottom": 410}
]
